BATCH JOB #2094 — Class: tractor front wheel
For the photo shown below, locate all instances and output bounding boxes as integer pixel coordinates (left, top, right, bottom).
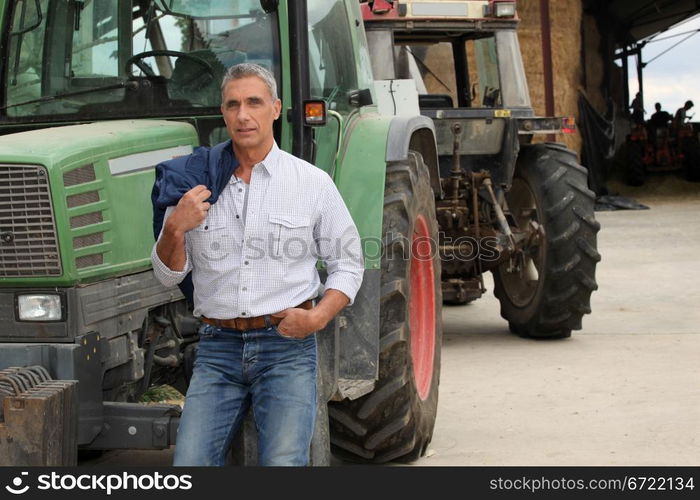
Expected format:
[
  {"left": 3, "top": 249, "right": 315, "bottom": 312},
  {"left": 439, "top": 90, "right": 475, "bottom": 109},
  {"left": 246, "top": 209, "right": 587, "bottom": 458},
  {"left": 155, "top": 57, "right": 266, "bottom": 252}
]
[{"left": 493, "top": 143, "right": 601, "bottom": 339}]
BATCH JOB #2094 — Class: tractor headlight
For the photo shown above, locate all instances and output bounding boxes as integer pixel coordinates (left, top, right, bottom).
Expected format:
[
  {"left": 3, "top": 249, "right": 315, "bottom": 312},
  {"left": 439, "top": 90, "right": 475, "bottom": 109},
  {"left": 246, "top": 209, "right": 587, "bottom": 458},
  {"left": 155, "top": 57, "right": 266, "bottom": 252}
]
[{"left": 16, "top": 294, "right": 63, "bottom": 321}]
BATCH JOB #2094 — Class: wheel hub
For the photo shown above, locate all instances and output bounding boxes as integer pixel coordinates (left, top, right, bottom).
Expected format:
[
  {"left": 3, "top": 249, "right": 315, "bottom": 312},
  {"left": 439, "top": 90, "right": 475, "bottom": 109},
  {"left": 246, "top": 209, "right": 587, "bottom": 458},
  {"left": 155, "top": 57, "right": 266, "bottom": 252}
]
[
  {"left": 501, "top": 178, "right": 544, "bottom": 308},
  {"left": 409, "top": 215, "right": 436, "bottom": 401}
]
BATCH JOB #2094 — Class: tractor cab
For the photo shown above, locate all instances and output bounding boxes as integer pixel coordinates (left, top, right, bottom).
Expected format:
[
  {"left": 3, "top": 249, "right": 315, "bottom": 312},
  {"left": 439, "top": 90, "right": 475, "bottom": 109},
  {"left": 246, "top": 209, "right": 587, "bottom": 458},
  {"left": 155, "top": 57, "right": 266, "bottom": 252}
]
[
  {"left": 362, "top": 0, "right": 571, "bottom": 182},
  {"left": 2, "top": 0, "right": 279, "bottom": 143}
]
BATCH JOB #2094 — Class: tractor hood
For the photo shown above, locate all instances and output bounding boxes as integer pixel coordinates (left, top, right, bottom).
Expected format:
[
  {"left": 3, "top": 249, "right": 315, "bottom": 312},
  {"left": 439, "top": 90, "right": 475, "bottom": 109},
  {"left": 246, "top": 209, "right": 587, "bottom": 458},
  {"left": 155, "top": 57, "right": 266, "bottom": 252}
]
[
  {"left": 0, "top": 120, "right": 199, "bottom": 287},
  {"left": 0, "top": 120, "right": 197, "bottom": 169}
]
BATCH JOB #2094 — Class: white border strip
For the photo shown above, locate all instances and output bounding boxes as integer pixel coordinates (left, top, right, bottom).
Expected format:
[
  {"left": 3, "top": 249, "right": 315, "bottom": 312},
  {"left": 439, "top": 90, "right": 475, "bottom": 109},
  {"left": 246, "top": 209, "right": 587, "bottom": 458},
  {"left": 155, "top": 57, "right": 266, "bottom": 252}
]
[{"left": 108, "top": 145, "right": 193, "bottom": 176}]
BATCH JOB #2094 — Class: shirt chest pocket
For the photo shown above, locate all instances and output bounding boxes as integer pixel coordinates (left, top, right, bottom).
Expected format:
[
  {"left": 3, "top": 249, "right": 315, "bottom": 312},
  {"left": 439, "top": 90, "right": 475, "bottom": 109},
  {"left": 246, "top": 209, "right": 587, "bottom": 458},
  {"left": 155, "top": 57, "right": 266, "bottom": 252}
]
[
  {"left": 268, "top": 213, "right": 312, "bottom": 259},
  {"left": 190, "top": 223, "right": 235, "bottom": 264}
]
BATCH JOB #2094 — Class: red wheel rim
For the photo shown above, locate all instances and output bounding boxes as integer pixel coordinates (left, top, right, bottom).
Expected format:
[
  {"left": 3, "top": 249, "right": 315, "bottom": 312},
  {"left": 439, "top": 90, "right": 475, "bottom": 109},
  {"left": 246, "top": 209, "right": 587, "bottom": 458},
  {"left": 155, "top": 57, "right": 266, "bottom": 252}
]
[{"left": 409, "top": 215, "right": 436, "bottom": 401}]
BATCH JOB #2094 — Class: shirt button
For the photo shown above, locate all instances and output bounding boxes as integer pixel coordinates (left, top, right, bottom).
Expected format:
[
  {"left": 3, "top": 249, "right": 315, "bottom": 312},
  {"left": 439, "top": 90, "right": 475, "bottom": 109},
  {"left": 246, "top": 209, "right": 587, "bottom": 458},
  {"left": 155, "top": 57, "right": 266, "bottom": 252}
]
[
  {"left": 236, "top": 215, "right": 240, "bottom": 219},
  {"left": 242, "top": 287, "right": 247, "bottom": 291},
  {"left": 204, "top": 225, "right": 208, "bottom": 230},
  {"left": 238, "top": 188, "right": 243, "bottom": 193},
  {"left": 241, "top": 312, "right": 247, "bottom": 316},
  {"left": 244, "top": 261, "right": 249, "bottom": 265}
]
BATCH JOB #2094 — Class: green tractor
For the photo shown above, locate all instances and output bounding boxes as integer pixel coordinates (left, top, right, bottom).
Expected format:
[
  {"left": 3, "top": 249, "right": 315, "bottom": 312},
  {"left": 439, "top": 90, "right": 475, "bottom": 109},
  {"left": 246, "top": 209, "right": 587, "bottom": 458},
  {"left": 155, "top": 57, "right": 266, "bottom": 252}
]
[{"left": 0, "top": 0, "right": 442, "bottom": 465}]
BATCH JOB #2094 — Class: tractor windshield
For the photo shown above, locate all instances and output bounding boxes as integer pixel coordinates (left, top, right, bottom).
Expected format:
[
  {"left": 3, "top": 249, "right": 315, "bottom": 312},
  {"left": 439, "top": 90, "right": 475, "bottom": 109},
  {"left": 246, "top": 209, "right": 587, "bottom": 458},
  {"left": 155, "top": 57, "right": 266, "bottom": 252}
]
[
  {"left": 2, "top": 0, "right": 280, "bottom": 122},
  {"left": 403, "top": 35, "right": 504, "bottom": 108},
  {"left": 381, "top": 28, "right": 532, "bottom": 110}
]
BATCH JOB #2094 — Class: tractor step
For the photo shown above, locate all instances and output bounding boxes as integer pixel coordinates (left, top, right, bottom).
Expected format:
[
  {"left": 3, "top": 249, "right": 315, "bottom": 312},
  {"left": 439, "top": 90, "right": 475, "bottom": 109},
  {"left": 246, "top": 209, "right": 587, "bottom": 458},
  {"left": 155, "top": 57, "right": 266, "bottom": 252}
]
[{"left": 80, "top": 401, "right": 181, "bottom": 451}]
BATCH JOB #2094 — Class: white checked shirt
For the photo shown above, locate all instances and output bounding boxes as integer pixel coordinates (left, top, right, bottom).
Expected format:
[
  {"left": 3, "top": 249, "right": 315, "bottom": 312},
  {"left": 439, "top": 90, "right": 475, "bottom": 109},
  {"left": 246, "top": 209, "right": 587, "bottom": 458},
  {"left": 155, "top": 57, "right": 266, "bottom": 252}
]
[{"left": 151, "top": 142, "right": 364, "bottom": 319}]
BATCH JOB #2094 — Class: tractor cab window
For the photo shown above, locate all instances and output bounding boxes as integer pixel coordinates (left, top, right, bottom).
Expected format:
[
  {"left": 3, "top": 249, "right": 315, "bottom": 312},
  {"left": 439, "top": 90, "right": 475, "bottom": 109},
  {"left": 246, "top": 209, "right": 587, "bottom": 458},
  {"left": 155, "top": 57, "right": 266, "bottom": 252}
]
[
  {"left": 307, "top": 0, "right": 358, "bottom": 112},
  {"left": 469, "top": 37, "right": 502, "bottom": 108},
  {"left": 3, "top": 0, "right": 280, "bottom": 121},
  {"left": 496, "top": 30, "right": 531, "bottom": 108},
  {"left": 399, "top": 34, "right": 504, "bottom": 109},
  {"left": 4, "top": 0, "right": 48, "bottom": 115},
  {"left": 71, "top": 1, "right": 120, "bottom": 79}
]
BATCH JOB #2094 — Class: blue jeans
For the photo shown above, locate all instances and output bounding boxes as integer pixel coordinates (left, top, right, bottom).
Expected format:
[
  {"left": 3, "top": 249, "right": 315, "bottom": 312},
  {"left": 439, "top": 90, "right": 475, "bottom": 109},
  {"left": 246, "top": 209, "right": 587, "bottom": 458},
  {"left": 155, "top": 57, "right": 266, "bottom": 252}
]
[{"left": 173, "top": 324, "right": 317, "bottom": 466}]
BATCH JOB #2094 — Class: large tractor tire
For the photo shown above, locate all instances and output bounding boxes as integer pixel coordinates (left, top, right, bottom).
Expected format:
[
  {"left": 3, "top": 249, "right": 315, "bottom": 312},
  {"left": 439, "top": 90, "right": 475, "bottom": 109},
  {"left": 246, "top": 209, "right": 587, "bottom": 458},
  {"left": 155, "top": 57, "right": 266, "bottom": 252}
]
[
  {"left": 493, "top": 143, "right": 601, "bottom": 339},
  {"left": 626, "top": 140, "right": 646, "bottom": 186},
  {"left": 329, "top": 151, "right": 442, "bottom": 463}
]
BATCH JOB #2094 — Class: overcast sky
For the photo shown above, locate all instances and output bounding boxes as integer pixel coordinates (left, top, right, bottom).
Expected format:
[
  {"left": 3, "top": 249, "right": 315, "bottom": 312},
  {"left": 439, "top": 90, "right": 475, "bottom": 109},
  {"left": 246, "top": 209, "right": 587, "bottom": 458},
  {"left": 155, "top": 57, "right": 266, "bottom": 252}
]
[{"left": 628, "top": 15, "right": 700, "bottom": 118}]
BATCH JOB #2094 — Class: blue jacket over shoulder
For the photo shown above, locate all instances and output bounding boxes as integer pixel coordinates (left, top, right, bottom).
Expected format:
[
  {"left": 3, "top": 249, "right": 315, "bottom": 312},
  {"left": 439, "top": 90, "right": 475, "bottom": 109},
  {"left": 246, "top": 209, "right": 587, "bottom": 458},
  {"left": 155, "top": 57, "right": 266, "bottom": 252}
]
[{"left": 151, "top": 140, "right": 239, "bottom": 304}]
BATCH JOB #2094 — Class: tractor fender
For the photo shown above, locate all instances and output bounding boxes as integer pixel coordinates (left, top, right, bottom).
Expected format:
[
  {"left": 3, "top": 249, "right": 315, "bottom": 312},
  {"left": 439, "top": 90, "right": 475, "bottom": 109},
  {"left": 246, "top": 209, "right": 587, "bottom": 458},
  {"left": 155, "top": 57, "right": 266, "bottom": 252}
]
[
  {"left": 328, "top": 112, "right": 440, "bottom": 399},
  {"left": 386, "top": 115, "right": 443, "bottom": 198},
  {"left": 334, "top": 113, "right": 394, "bottom": 270}
]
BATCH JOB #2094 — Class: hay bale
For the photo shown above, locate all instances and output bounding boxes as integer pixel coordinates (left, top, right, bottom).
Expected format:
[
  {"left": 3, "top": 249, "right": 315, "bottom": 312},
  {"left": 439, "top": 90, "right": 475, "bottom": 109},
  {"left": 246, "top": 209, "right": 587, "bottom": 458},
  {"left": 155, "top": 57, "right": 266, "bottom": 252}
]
[
  {"left": 518, "top": 0, "right": 583, "bottom": 155},
  {"left": 582, "top": 13, "right": 607, "bottom": 114}
]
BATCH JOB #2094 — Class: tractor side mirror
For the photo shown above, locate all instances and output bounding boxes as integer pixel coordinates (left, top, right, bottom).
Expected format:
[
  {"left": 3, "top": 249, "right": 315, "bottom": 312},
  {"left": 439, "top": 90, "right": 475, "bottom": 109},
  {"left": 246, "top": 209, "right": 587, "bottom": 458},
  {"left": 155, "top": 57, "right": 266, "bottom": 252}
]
[{"left": 348, "top": 89, "right": 373, "bottom": 108}]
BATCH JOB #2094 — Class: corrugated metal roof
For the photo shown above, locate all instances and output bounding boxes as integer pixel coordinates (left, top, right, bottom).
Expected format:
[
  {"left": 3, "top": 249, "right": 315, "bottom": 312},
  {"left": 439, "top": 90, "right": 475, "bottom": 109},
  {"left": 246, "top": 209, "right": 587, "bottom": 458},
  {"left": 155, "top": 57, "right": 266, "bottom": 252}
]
[{"left": 586, "top": 0, "right": 700, "bottom": 43}]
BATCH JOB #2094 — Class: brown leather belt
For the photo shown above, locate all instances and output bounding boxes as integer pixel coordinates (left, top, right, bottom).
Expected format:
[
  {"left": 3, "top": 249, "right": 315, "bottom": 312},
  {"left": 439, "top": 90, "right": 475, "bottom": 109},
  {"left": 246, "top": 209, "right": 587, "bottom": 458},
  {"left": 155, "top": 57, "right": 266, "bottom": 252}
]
[{"left": 201, "top": 300, "right": 314, "bottom": 332}]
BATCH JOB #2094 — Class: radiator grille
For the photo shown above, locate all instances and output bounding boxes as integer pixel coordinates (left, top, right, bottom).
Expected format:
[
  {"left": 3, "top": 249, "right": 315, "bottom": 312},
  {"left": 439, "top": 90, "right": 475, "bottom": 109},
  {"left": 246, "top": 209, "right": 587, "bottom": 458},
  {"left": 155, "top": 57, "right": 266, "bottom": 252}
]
[
  {"left": 0, "top": 164, "right": 61, "bottom": 276},
  {"left": 70, "top": 211, "right": 103, "bottom": 229},
  {"left": 75, "top": 254, "right": 103, "bottom": 269},
  {"left": 63, "top": 164, "right": 96, "bottom": 187},
  {"left": 66, "top": 191, "right": 99, "bottom": 208},
  {"left": 73, "top": 233, "right": 104, "bottom": 249}
]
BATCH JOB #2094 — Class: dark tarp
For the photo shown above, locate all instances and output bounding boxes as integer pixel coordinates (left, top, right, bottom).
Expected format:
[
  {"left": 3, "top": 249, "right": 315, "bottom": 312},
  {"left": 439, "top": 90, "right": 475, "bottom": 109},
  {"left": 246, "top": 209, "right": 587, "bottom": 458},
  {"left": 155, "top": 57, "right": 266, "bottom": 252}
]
[
  {"left": 578, "top": 91, "right": 615, "bottom": 196},
  {"left": 595, "top": 195, "right": 650, "bottom": 211},
  {"left": 578, "top": 92, "right": 649, "bottom": 211}
]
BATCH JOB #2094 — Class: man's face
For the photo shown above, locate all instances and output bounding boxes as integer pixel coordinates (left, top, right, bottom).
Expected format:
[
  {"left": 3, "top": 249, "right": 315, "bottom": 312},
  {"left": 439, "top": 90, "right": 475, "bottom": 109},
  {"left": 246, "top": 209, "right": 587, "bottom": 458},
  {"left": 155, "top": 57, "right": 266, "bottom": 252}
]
[{"left": 221, "top": 76, "right": 281, "bottom": 152}]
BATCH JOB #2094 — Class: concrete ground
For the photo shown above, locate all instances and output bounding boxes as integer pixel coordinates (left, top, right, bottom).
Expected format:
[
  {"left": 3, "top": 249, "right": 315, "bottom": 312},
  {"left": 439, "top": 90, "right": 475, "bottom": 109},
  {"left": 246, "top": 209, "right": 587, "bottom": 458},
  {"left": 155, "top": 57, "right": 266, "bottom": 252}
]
[
  {"left": 82, "top": 172, "right": 700, "bottom": 467},
  {"left": 415, "top": 172, "right": 700, "bottom": 466}
]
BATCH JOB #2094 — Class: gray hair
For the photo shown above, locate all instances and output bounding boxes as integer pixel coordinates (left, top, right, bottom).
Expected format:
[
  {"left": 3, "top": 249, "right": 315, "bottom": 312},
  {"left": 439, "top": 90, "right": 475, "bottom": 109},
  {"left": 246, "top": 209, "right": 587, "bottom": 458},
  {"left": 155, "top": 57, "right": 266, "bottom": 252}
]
[{"left": 220, "top": 63, "right": 278, "bottom": 101}]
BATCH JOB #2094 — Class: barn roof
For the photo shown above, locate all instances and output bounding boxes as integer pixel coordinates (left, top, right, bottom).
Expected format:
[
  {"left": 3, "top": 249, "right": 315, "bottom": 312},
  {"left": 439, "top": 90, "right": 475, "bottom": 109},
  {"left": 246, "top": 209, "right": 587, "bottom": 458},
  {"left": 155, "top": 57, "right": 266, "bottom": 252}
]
[{"left": 586, "top": 0, "right": 700, "bottom": 43}]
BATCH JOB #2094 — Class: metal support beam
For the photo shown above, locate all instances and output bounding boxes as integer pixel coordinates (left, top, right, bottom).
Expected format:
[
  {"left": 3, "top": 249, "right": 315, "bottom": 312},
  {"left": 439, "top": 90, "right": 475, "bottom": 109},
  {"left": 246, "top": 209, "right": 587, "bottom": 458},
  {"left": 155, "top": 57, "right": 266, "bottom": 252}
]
[
  {"left": 453, "top": 37, "right": 470, "bottom": 108},
  {"left": 539, "top": 0, "right": 556, "bottom": 141},
  {"left": 636, "top": 48, "right": 644, "bottom": 110},
  {"left": 289, "top": 0, "right": 313, "bottom": 161},
  {"left": 621, "top": 47, "right": 630, "bottom": 110}
]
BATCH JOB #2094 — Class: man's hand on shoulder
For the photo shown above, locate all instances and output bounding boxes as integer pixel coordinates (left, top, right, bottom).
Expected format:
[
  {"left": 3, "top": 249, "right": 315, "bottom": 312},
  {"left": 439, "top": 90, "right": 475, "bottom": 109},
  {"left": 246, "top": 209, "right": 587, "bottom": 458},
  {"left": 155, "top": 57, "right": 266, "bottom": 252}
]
[{"left": 166, "top": 185, "right": 212, "bottom": 235}]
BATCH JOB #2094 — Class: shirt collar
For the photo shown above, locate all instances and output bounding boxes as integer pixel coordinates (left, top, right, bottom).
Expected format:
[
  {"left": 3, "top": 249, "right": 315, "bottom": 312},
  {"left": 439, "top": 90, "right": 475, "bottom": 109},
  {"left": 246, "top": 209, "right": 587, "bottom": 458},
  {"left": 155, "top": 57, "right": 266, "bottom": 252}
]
[
  {"left": 258, "top": 141, "right": 281, "bottom": 177},
  {"left": 229, "top": 141, "right": 280, "bottom": 184}
]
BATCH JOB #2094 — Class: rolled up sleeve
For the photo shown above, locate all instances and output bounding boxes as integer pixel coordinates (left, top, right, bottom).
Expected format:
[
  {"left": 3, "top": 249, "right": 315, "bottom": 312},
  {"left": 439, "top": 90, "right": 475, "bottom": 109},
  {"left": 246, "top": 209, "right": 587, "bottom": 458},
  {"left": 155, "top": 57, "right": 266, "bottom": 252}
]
[
  {"left": 314, "top": 180, "right": 364, "bottom": 305},
  {"left": 151, "top": 206, "right": 192, "bottom": 288}
]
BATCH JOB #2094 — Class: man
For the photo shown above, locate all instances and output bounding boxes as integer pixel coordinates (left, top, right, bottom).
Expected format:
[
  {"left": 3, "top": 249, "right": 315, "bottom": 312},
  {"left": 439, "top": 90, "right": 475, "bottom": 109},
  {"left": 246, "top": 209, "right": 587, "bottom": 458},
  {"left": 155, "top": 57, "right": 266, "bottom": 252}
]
[
  {"left": 630, "top": 92, "right": 645, "bottom": 125},
  {"left": 648, "top": 103, "right": 672, "bottom": 149},
  {"left": 674, "top": 100, "right": 694, "bottom": 131},
  {"left": 151, "top": 63, "right": 364, "bottom": 466},
  {"left": 649, "top": 103, "right": 671, "bottom": 129}
]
